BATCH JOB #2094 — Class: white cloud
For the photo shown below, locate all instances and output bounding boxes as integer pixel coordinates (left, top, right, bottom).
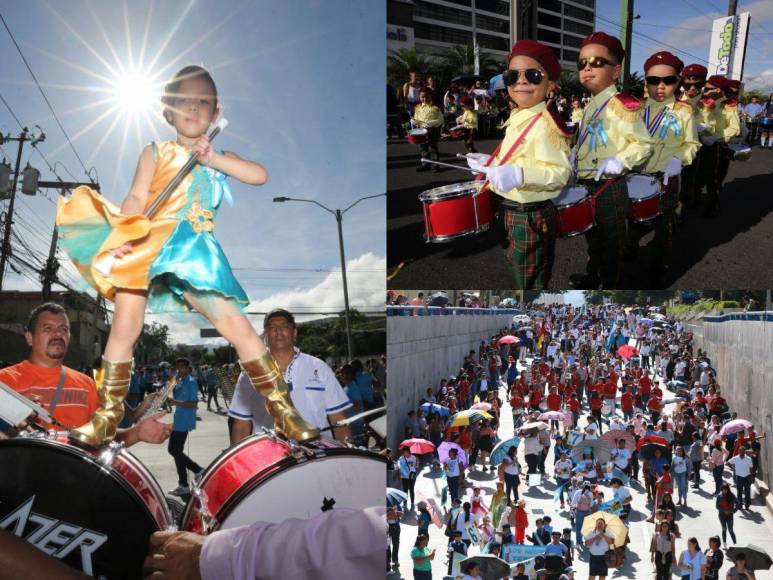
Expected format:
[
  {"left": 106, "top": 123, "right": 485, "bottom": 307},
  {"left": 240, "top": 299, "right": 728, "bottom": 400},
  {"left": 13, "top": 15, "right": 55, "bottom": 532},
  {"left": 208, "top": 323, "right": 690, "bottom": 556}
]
[
  {"left": 151, "top": 252, "right": 385, "bottom": 345},
  {"left": 744, "top": 68, "right": 773, "bottom": 92}
]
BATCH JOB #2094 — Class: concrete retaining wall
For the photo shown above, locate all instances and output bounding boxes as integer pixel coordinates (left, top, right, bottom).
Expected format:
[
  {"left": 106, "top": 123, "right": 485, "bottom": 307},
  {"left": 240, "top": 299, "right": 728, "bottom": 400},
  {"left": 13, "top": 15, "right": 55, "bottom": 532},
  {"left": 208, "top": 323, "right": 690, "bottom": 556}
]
[
  {"left": 386, "top": 313, "right": 513, "bottom": 451},
  {"left": 687, "top": 313, "right": 773, "bottom": 492}
]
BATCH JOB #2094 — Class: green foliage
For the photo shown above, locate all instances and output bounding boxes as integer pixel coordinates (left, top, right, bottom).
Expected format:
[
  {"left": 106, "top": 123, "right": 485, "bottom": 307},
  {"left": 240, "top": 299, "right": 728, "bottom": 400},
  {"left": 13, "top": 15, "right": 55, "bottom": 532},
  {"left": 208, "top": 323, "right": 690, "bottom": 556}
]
[
  {"left": 296, "top": 310, "right": 385, "bottom": 360},
  {"left": 584, "top": 290, "right": 676, "bottom": 305},
  {"left": 557, "top": 70, "right": 585, "bottom": 99},
  {"left": 668, "top": 299, "right": 741, "bottom": 314},
  {"left": 387, "top": 48, "right": 435, "bottom": 90},
  {"left": 741, "top": 90, "right": 766, "bottom": 104}
]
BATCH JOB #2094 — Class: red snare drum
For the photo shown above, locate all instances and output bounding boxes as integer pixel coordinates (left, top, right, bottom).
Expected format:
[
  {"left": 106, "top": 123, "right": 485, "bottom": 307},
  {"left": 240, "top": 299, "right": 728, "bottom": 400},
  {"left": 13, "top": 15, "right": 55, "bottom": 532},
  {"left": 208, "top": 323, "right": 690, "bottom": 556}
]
[
  {"left": 407, "top": 128, "right": 428, "bottom": 144},
  {"left": 181, "top": 433, "right": 386, "bottom": 534},
  {"left": 0, "top": 433, "right": 171, "bottom": 578},
  {"left": 553, "top": 185, "right": 594, "bottom": 237},
  {"left": 626, "top": 173, "right": 662, "bottom": 222},
  {"left": 450, "top": 126, "right": 464, "bottom": 139},
  {"left": 419, "top": 181, "right": 494, "bottom": 243}
]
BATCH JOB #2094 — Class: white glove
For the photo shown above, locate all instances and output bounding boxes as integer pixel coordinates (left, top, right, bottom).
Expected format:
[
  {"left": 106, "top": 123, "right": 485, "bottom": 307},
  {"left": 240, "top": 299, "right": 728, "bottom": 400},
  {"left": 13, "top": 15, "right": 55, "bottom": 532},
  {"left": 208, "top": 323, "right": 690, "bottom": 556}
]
[
  {"left": 663, "top": 157, "right": 682, "bottom": 186},
  {"left": 701, "top": 134, "right": 717, "bottom": 146},
  {"left": 485, "top": 164, "right": 524, "bottom": 192},
  {"left": 594, "top": 156, "right": 625, "bottom": 181},
  {"left": 466, "top": 153, "right": 490, "bottom": 173},
  {"left": 568, "top": 150, "right": 577, "bottom": 167}
]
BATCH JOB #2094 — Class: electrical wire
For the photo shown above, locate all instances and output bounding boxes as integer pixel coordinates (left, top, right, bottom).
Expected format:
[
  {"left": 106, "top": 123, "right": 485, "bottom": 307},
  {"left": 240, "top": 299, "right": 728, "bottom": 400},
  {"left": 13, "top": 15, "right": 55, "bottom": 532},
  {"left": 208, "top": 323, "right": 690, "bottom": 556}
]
[{"left": 0, "top": 92, "right": 24, "bottom": 130}]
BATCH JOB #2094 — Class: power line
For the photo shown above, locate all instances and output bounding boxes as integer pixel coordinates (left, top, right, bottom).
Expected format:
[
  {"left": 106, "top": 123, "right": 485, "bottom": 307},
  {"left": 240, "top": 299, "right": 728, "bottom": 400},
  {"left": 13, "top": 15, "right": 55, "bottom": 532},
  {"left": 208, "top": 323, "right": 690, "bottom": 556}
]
[
  {"left": 0, "top": 12, "right": 91, "bottom": 178},
  {"left": 0, "top": 92, "right": 24, "bottom": 129}
]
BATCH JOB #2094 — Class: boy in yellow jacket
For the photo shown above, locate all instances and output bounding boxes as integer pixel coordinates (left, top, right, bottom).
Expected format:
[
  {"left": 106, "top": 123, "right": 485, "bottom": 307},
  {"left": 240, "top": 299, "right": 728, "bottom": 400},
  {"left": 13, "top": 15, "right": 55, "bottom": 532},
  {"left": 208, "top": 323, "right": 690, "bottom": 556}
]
[
  {"left": 641, "top": 51, "right": 700, "bottom": 286},
  {"left": 413, "top": 87, "right": 443, "bottom": 172},
  {"left": 677, "top": 63, "right": 707, "bottom": 216},
  {"left": 570, "top": 32, "right": 654, "bottom": 289}
]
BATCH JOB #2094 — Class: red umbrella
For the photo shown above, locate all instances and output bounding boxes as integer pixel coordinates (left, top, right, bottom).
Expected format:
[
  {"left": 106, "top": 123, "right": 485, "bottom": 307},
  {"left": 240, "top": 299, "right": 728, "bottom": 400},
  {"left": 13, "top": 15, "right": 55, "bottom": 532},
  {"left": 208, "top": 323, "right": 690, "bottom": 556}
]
[
  {"left": 617, "top": 345, "right": 639, "bottom": 360},
  {"left": 498, "top": 335, "right": 519, "bottom": 344},
  {"left": 399, "top": 438, "right": 436, "bottom": 455},
  {"left": 636, "top": 434, "right": 669, "bottom": 451}
]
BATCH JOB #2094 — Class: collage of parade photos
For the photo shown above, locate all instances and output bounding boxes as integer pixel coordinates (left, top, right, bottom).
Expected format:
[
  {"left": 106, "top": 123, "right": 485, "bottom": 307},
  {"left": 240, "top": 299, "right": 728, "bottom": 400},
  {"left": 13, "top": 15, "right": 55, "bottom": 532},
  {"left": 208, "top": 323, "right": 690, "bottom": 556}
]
[{"left": 1, "top": 1, "right": 773, "bottom": 579}]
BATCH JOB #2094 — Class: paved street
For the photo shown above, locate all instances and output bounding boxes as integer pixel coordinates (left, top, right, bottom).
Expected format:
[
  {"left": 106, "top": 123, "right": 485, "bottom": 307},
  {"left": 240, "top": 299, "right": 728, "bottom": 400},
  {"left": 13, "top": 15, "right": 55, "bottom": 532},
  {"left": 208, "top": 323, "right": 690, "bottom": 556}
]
[
  {"left": 387, "top": 356, "right": 773, "bottom": 579},
  {"left": 387, "top": 136, "right": 773, "bottom": 289}
]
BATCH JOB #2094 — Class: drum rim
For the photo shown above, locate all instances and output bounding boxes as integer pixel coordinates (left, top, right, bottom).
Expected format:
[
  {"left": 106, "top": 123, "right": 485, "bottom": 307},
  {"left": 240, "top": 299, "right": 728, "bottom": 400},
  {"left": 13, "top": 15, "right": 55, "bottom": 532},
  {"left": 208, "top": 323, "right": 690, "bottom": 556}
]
[
  {"left": 419, "top": 180, "right": 483, "bottom": 201},
  {"left": 181, "top": 436, "right": 387, "bottom": 532},
  {"left": 554, "top": 186, "right": 591, "bottom": 208},
  {"left": 0, "top": 437, "right": 166, "bottom": 564},
  {"left": 424, "top": 222, "right": 491, "bottom": 243}
]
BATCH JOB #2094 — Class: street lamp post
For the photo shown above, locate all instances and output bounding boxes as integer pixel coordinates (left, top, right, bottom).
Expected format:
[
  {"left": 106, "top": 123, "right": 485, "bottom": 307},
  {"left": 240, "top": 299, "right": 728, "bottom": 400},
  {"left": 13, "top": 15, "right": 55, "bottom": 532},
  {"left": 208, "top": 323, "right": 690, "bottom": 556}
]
[{"left": 273, "top": 193, "right": 385, "bottom": 361}]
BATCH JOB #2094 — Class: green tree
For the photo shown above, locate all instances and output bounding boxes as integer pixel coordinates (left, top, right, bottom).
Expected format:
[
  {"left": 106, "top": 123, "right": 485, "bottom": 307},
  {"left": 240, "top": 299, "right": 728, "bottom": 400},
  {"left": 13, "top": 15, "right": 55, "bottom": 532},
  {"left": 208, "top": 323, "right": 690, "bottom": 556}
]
[
  {"left": 557, "top": 70, "right": 585, "bottom": 99},
  {"left": 137, "top": 322, "right": 170, "bottom": 363},
  {"left": 439, "top": 44, "right": 501, "bottom": 80},
  {"left": 298, "top": 335, "right": 331, "bottom": 359},
  {"left": 387, "top": 48, "right": 435, "bottom": 91}
]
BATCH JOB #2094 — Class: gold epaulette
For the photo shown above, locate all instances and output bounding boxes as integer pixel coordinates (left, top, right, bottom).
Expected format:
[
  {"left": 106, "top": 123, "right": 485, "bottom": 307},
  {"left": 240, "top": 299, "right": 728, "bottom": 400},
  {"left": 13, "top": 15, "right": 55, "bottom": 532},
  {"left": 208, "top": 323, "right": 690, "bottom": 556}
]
[
  {"left": 608, "top": 94, "right": 643, "bottom": 122},
  {"left": 540, "top": 108, "right": 572, "bottom": 149}
]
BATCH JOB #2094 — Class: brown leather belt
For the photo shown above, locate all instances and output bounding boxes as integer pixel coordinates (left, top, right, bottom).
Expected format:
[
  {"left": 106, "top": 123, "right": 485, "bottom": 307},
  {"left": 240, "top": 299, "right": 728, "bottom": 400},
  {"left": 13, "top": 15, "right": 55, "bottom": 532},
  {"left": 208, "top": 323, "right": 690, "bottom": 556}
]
[{"left": 501, "top": 199, "right": 553, "bottom": 213}]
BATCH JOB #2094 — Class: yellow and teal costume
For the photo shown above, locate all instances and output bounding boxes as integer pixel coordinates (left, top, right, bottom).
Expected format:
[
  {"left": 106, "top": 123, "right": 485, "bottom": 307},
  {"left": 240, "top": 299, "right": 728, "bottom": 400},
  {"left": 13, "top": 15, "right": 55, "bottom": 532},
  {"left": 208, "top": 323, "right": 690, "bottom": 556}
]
[{"left": 56, "top": 141, "right": 248, "bottom": 313}]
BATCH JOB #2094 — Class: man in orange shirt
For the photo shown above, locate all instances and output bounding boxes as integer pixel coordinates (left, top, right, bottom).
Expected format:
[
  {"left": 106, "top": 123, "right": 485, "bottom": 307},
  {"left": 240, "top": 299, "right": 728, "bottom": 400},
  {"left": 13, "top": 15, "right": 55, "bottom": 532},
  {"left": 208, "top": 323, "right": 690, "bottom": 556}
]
[{"left": 0, "top": 302, "right": 170, "bottom": 447}]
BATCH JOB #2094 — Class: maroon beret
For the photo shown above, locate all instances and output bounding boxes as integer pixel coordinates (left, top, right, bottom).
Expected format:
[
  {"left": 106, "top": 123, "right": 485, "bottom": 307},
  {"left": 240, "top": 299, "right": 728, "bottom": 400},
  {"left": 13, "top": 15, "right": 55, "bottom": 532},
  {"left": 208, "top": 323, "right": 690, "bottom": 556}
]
[
  {"left": 581, "top": 32, "right": 625, "bottom": 62},
  {"left": 726, "top": 79, "right": 741, "bottom": 90},
  {"left": 643, "top": 51, "right": 684, "bottom": 74},
  {"left": 681, "top": 63, "right": 708, "bottom": 79},
  {"left": 459, "top": 95, "right": 474, "bottom": 108},
  {"left": 508, "top": 39, "right": 561, "bottom": 81},
  {"left": 707, "top": 75, "right": 728, "bottom": 89}
]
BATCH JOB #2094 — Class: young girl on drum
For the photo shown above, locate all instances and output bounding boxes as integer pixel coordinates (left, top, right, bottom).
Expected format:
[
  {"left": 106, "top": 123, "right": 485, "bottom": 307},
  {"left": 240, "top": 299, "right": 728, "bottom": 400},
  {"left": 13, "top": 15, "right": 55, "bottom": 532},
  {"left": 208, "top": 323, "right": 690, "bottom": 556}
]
[
  {"left": 466, "top": 40, "right": 572, "bottom": 289},
  {"left": 57, "top": 65, "right": 319, "bottom": 448},
  {"left": 413, "top": 87, "right": 443, "bottom": 172},
  {"left": 640, "top": 52, "right": 700, "bottom": 287}
]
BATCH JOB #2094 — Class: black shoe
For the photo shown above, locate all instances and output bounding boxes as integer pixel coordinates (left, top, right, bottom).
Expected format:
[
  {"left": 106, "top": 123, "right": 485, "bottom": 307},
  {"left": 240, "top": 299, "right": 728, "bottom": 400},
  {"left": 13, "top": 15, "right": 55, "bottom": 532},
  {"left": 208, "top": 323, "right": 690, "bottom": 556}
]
[{"left": 569, "top": 273, "right": 600, "bottom": 289}]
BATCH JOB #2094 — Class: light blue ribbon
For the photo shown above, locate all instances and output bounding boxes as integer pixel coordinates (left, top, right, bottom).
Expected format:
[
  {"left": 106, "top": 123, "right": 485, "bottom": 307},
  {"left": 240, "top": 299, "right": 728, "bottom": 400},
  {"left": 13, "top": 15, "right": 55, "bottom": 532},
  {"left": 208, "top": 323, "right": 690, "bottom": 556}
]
[
  {"left": 658, "top": 113, "right": 682, "bottom": 140},
  {"left": 209, "top": 169, "right": 233, "bottom": 209},
  {"left": 587, "top": 118, "right": 609, "bottom": 152}
]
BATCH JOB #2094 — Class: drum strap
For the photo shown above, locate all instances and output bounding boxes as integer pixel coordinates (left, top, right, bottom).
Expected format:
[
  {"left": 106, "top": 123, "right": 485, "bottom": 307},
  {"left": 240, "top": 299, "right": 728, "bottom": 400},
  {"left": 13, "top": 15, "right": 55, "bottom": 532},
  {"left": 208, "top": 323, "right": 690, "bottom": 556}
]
[
  {"left": 587, "top": 177, "right": 623, "bottom": 216},
  {"left": 47, "top": 366, "right": 67, "bottom": 414},
  {"left": 476, "top": 114, "right": 542, "bottom": 191}
]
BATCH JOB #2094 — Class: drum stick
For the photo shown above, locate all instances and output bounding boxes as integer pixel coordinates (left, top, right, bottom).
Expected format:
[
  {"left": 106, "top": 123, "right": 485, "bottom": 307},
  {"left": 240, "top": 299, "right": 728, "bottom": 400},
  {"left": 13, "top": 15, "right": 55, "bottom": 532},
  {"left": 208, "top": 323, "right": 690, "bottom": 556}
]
[
  {"left": 94, "top": 117, "right": 229, "bottom": 277},
  {"left": 420, "top": 158, "right": 482, "bottom": 174}
]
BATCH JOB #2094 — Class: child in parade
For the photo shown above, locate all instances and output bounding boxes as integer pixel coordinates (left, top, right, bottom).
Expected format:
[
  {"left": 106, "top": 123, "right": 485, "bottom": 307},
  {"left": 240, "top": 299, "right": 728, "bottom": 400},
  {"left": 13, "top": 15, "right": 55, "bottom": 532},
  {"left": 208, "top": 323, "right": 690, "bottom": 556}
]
[
  {"left": 457, "top": 95, "right": 479, "bottom": 153},
  {"left": 467, "top": 40, "right": 572, "bottom": 290},
  {"left": 413, "top": 87, "right": 443, "bottom": 172},
  {"left": 56, "top": 65, "right": 318, "bottom": 448},
  {"left": 640, "top": 52, "right": 700, "bottom": 286},
  {"left": 569, "top": 32, "right": 654, "bottom": 289}
]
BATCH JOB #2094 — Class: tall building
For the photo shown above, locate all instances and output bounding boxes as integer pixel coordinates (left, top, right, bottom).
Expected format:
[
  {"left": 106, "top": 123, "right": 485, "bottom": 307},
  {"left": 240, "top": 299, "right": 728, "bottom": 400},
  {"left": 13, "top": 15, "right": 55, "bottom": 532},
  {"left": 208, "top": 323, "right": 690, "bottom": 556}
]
[{"left": 387, "top": 0, "right": 596, "bottom": 73}]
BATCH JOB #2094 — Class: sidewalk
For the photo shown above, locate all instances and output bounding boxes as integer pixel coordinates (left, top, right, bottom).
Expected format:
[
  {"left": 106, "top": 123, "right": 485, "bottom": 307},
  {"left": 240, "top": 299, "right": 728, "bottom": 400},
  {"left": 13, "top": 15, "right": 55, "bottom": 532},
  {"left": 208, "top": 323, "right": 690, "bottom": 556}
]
[{"left": 388, "top": 357, "right": 773, "bottom": 579}]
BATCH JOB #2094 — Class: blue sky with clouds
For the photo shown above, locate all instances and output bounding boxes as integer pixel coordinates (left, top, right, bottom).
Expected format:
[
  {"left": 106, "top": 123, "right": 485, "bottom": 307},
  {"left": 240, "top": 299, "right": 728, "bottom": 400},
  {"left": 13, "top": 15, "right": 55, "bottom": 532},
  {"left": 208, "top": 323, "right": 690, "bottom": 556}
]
[
  {"left": 0, "top": 0, "right": 385, "bottom": 343},
  {"left": 594, "top": 0, "right": 773, "bottom": 92}
]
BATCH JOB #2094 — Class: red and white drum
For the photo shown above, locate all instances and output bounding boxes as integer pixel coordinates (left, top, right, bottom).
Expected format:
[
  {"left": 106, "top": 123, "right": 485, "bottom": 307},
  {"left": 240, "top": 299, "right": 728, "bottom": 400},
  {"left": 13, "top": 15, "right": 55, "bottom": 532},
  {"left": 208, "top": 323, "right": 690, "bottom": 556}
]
[
  {"left": 449, "top": 126, "right": 465, "bottom": 139},
  {"left": 553, "top": 185, "right": 594, "bottom": 237},
  {"left": 419, "top": 181, "right": 494, "bottom": 243},
  {"left": 407, "top": 128, "right": 428, "bottom": 144},
  {"left": 626, "top": 173, "right": 662, "bottom": 222},
  {"left": 181, "top": 433, "right": 386, "bottom": 534},
  {"left": 0, "top": 433, "right": 171, "bottom": 579}
]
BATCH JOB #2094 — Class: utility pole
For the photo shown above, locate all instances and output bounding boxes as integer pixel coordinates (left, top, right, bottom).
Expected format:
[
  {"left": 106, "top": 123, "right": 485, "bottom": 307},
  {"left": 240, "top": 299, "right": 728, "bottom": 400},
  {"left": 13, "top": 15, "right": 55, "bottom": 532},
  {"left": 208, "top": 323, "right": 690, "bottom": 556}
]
[
  {"left": 619, "top": 0, "right": 635, "bottom": 92},
  {"left": 0, "top": 128, "right": 28, "bottom": 291},
  {"left": 334, "top": 209, "right": 354, "bottom": 362},
  {"left": 37, "top": 180, "right": 100, "bottom": 300},
  {"left": 728, "top": 0, "right": 737, "bottom": 16}
]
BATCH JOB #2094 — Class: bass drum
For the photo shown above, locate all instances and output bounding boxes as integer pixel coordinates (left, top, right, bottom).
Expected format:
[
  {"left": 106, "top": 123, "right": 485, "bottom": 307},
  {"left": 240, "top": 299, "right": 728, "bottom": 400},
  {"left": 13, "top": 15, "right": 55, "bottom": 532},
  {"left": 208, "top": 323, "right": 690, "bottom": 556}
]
[
  {"left": 0, "top": 434, "right": 171, "bottom": 579},
  {"left": 181, "top": 433, "right": 387, "bottom": 534}
]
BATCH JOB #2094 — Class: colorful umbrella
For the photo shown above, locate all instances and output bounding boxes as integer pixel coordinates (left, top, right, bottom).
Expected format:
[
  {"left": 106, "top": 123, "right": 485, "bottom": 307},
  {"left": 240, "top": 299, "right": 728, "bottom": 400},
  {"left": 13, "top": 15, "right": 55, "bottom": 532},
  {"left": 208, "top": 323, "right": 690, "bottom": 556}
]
[
  {"left": 617, "top": 345, "right": 640, "bottom": 360},
  {"left": 438, "top": 441, "right": 469, "bottom": 467},
  {"left": 570, "top": 439, "right": 612, "bottom": 465},
  {"left": 419, "top": 402, "right": 451, "bottom": 417},
  {"left": 471, "top": 402, "right": 493, "bottom": 411},
  {"left": 581, "top": 511, "right": 628, "bottom": 549},
  {"left": 601, "top": 429, "right": 636, "bottom": 451},
  {"left": 387, "top": 487, "right": 408, "bottom": 507},
  {"left": 639, "top": 442, "right": 671, "bottom": 461},
  {"left": 498, "top": 335, "right": 519, "bottom": 344},
  {"left": 637, "top": 435, "right": 669, "bottom": 451},
  {"left": 460, "top": 554, "right": 511, "bottom": 580},
  {"left": 538, "top": 411, "right": 567, "bottom": 421},
  {"left": 720, "top": 419, "right": 753, "bottom": 436},
  {"left": 449, "top": 409, "right": 493, "bottom": 427},
  {"left": 490, "top": 436, "right": 521, "bottom": 466},
  {"left": 640, "top": 318, "right": 654, "bottom": 326},
  {"left": 725, "top": 545, "right": 772, "bottom": 571},
  {"left": 399, "top": 438, "right": 436, "bottom": 455},
  {"left": 519, "top": 421, "right": 549, "bottom": 432}
]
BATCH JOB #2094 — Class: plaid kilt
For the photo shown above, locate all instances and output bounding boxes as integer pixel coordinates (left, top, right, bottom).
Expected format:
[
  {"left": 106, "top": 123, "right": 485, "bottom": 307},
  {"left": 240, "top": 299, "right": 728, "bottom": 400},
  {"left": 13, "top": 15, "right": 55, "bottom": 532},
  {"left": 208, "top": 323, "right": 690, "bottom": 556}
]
[
  {"left": 579, "top": 177, "right": 628, "bottom": 288},
  {"left": 503, "top": 203, "right": 556, "bottom": 290}
]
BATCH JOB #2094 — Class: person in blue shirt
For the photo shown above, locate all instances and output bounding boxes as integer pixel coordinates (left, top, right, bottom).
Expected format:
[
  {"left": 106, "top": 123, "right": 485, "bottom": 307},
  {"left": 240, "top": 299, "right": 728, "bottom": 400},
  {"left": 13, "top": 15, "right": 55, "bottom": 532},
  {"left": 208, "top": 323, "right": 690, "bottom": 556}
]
[
  {"left": 743, "top": 96, "right": 764, "bottom": 146},
  {"left": 352, "top": 359, "right": 375, "bottom": 410},
  {"left": 167, "top": 358, "right": 204, "bottom": 496}
]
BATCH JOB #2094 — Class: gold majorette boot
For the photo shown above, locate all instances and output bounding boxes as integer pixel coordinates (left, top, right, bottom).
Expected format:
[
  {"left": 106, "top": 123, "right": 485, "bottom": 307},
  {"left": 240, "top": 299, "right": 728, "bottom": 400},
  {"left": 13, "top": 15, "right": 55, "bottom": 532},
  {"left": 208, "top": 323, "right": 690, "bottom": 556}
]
[
  {"left": 69, "top": 357, "right": 133, "bottom": 449},
  {"left": 240, "top": 354, "right": 319, "bottom": 442}
]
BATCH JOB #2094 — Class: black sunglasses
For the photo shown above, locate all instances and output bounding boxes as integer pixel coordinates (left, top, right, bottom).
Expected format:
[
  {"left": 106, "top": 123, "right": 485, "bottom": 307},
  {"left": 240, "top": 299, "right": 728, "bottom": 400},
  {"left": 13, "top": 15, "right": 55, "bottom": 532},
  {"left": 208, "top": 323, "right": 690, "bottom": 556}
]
[
  {"left": 646, "top": 75, "right": 679, "bottom": 86},
  {"left": 577, "top": 56, "right": 616, "bottom": 70},
  {"left": 682, "top": 81, "right": 704, "bottom": 89},
  {"left": 503, "top": 68, "right": 545, "bottom": 86}
]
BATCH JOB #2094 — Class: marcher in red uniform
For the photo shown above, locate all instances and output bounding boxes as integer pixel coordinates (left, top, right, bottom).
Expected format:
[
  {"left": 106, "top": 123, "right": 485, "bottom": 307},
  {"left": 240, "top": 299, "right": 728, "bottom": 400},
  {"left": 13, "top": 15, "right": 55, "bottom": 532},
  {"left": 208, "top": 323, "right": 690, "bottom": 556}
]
[{"left": 621, "top": 387, "right": 635, "bottom": 420}]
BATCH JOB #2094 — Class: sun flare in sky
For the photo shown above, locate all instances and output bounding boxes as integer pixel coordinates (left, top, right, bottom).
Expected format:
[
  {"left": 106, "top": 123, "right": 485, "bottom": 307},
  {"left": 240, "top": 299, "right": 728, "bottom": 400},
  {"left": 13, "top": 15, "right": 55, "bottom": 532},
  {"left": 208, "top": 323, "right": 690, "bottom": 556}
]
[{"left": 109, "top": 68, "right": 159, "bottom": 118}]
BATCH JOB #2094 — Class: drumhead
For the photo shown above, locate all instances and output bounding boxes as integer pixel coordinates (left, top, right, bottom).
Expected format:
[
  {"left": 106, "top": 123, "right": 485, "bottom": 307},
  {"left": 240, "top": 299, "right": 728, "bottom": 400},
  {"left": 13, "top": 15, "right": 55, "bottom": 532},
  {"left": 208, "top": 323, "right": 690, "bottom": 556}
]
[
  {"left": 408, "top": 128, "right": 427, "bottom": 136},
  {"left": 626, "top": 173, "right": 660, "bottom": 199},
  {"left": 553, "top": 185, "right": 589, "bottom": 206},
  {"left": 419, "top": 180, "right": 482, "bottom": 202},
  {"left": 217, "top": 446, "right": 386, "bottom": 530},
  {"left": 0, "top": 438, "right": 161, "bottom": 579}
]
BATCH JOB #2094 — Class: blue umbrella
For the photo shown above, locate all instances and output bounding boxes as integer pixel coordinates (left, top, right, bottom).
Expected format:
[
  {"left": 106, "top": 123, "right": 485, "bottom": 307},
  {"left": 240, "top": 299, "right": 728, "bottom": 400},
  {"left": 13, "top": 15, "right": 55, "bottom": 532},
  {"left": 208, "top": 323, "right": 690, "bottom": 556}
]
[
  {"left": 490, "top": 436, "right": 521, "bottom": 466},
  {"left": 640, "top": 318, "right": 654, "bottom": 326},
  {"left": 420, "top": 402, "right": 450, "bottom": 417},
  {"left": 489, "top": 73, "right": 505, "bottom": 92},
  {"left": 387, "top": 487, "right": 408, "bottom": 507}
]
